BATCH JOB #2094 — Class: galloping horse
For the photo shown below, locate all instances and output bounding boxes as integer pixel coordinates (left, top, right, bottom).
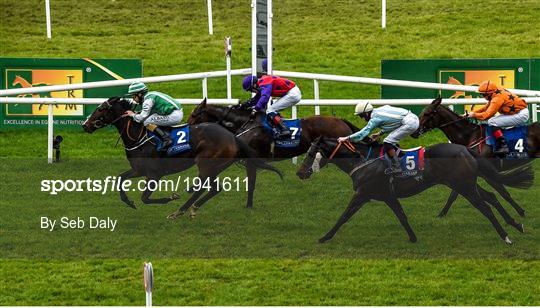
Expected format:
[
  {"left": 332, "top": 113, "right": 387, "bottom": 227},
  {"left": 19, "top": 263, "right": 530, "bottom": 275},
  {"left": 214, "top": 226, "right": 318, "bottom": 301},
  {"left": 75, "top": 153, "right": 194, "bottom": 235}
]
[
  {"left": 412, "top": 97, "right": 539, "bottom": 217},
  {"left": 12, "top": 75, "right": 51, "bottom": 100},
  {"left": 82, "top": 97, "right": 282, "bottom": 219},
  {"left": 188, "top": 100, "right": 358, "bottom": 206},
  {"left": 296, "top": 137, "right": 534, "bottom": 244}
]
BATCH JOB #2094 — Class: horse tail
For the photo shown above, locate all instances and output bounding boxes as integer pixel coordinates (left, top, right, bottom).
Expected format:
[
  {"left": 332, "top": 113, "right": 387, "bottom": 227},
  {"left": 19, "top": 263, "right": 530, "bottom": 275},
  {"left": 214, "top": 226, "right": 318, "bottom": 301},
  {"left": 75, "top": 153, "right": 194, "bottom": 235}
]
[
  {"left": 235, "top": 137, "right": 283, "bottom": 180},
  {"left": 341, "top": 119, "right": 360, "bottom": 132},
  {"left": 469, "top": 149, "right": 535, "bottom": 189}
]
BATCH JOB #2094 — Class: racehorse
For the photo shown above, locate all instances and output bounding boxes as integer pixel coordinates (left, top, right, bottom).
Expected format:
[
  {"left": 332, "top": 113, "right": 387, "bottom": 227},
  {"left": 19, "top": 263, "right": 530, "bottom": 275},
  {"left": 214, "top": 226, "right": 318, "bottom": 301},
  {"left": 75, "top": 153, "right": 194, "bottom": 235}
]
[
  {"left": 296, "top": 137, "right": 534, "bottom": 244},
  {"left": 412, "top": 97, "right": 539, "bottom": 217},
  {"left": 187, "top": 100, "right": 358, "bottom": 206},
  {"left": 82, "top": 97, "right": 282, "bottom": 219}
]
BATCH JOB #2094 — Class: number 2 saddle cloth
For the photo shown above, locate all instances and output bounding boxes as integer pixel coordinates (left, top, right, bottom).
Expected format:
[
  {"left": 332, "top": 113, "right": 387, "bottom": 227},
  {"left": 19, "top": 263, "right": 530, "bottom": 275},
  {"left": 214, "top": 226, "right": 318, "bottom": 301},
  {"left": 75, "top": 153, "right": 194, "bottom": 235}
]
[{"left": 149, "top": 124, "right": 192, "bottom": 156}]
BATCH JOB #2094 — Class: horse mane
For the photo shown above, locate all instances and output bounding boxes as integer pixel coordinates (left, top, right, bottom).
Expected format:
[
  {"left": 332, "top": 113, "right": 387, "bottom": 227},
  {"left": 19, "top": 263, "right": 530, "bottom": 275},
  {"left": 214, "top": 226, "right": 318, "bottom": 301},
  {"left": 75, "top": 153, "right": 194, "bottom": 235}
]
[
  {"left": 341, "top": 118, "right": 361, "bottom": 132},
  {"left": 207, "top": 104, "right": 253, "bottom": 123}
]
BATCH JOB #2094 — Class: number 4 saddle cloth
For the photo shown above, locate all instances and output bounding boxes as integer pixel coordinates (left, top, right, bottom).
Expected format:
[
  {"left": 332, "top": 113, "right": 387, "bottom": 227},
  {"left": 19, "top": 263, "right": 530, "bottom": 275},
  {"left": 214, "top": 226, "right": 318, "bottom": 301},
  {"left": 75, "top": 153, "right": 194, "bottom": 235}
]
[{"left": 485, "top": 125, "right": 529, "bottom": 159}]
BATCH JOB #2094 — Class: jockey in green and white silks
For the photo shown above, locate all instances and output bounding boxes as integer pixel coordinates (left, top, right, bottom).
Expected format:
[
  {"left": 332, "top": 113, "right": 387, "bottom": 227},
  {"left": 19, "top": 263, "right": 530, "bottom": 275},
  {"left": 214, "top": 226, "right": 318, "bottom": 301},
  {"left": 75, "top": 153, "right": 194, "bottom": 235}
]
[
  {"left": 338, "top": 102, "right": 419, "bottom": 173},
  {"left": 124, "top": 82, "right": 183, "bottom": 150}
]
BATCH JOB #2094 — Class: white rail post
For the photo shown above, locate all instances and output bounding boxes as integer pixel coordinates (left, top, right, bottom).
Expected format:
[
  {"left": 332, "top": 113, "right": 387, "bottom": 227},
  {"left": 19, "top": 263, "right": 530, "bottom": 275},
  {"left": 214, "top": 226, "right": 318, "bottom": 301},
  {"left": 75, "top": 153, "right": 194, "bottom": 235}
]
[
  {"left": 251, "top": 0, "right": 257, "bottom": 76},
  {"left": 207, "top": 0, "right": 213, "bottom": 35},
  {"left": 143, "top": 262, "right": 154, "bottom": 307},
  {"left": 381, "top": 0, "right": 386, "bottom": 29},
  {"left": 47, "top": 104, "right": 54, "bottom": 164},
  {"left": 292, "top": 105, "right": 298, "bottom": 164},
  {"left": 267, "top": 0, "right": 273, "bottom": 75},
  {"left": 314, "top": 79, "right": 320, "bottom": 115},
  {"left": 225, "top": 37, "right": 232, "bottom": 99},
  {"left": 45, "top": 0, "right": 52, "bottom": 39},
  {"left": 533, "top": 104, "right": 538, "bottom": 122},
  {"left": 202, "top": 78, "right": 208, "bottom": 99}
]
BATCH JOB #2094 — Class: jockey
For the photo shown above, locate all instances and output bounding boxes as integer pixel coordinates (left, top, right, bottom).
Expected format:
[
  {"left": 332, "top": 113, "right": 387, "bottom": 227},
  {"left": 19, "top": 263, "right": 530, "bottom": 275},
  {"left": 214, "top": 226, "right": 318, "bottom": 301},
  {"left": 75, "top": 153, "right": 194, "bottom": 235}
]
[
  {"left": 123, "top": 82, "right": 183, "bottom": 151},
  {"left": 468, "top": 80, "right": 529, "bottom": 155},
  {"left": 338, "top": 102, "right": 419, "bottom": 173},
  {"left": 242, "top": 74, "right": 302, "bottom": 139}
]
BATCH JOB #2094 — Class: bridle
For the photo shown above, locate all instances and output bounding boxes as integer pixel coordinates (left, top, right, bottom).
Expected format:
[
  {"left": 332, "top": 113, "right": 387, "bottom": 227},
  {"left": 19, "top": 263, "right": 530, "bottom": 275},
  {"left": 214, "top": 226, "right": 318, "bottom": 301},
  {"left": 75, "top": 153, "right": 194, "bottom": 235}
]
[
  {"left": 87, "top": 100, "right": 125, "bottom": 129},
  {"left": 300, "top": 139, "right": 362, "bottom": 175},
  {"left": 416, "top": 104, "right": 468, "bottom": 136}
]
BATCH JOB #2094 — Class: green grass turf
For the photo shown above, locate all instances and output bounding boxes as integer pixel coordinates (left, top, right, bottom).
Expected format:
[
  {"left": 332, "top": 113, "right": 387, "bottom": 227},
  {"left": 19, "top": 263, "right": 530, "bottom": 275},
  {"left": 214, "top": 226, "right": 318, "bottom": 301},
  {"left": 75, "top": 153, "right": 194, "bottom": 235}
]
[
  {"left": 1, "top": 259, "right": 539, "bottom": 305},
  {"left": 1, "top": 0, "right": 539, "bottom": 305}
]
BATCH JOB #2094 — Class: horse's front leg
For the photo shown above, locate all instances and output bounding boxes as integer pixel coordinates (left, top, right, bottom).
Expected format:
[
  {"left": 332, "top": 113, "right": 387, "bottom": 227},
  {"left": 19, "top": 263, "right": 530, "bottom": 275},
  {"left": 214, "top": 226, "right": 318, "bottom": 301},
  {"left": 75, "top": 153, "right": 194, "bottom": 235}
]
[
  {"left": 118, "top": 169, "right": 140, "bottom": 209},
  {"left": 319, "top": 193, "right": 369, "bottom": 243},
  {"left": 437, "top": 190, "right": 459, "bottom": 217},
  {"left": 140, "top": 175, "right": 180, "bottom": 205},
  {"left": 245, "top": 162, "right": 257, "bottom": 208}
]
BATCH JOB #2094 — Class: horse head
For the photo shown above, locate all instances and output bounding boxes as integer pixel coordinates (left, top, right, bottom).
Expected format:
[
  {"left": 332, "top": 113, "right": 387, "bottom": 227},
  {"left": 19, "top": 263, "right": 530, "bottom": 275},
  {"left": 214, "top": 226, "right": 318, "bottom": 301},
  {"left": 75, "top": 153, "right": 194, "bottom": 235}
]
[
  {"left": 82, "top": 96, "right": 131, "bottom": 133},
  {"left": 189, "top": 98, "right": 254, "bottom": 131},
  {"left": 188, "top": 98, "right": 212, "bottom": 124},
  {"left": 412, "top": 96, "right": 444, "bottom": 138}
]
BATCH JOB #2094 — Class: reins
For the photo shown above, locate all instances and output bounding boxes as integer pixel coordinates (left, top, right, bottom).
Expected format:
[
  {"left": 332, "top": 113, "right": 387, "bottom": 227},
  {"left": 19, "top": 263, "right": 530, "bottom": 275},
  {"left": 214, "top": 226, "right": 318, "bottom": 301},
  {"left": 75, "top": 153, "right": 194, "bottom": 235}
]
[{"left": 329, "top": 140, "right": 357, "bottom": 159}]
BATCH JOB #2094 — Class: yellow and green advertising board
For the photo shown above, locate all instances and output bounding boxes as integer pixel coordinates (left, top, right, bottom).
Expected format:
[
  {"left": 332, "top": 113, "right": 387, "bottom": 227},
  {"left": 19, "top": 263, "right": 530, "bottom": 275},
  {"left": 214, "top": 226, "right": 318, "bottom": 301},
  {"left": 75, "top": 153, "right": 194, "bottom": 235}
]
[
  {"left": 381, "top": 58, "right": 540, "bottom": 114},
  {"left": 0, "top": 58, "right": 142, "bottom": 128}
]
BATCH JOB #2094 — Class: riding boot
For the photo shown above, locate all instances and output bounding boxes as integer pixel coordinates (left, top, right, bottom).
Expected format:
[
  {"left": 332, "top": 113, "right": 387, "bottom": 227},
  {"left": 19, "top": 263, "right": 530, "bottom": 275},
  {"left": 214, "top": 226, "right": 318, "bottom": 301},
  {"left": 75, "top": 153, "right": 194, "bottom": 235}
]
[
  {"left": 270, "top": 113, "right": 291, "bottom": 139},
  {"left": 390, "top": 155, "right": 402, "bottom": 173},
  {"left": 492, "top": 127, "right": 509, "bottom": 155},
  {"left": 154, "top": 127, "right": 173, "bottom": 150},
  {"left": 384, "top": 142, "right": 402, "bottom": 174}
]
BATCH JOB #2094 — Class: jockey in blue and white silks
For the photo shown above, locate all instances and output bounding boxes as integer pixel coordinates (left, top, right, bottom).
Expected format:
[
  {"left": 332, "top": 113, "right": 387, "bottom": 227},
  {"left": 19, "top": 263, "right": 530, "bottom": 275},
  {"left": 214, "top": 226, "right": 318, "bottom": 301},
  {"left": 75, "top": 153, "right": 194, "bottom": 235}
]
[{"left": 338, "top": 102, "right": 419, "bottom": 173}]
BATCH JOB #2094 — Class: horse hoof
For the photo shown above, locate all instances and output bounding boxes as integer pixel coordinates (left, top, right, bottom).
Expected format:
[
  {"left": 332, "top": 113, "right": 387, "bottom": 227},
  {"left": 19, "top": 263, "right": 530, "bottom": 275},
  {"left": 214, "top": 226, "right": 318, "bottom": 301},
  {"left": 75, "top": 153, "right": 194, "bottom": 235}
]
[
  {"left": 504, "top": 236, "right": 513, "bottom": 245},
  {"left": 518, "top": 210, "right": 525, "bottom": 217},
  {"left": 518, "top": 224, "right": 524, "bottom": 233},
  {"left": 167, "top": 211, "right": 183, "bottom": 220},
  {"left": 318, "top": 237, "right": 329, "bottom": 243},
  {"left": 170, "top": 192, "right": 180, "bottom": 200},
  {"left": 124, "top": 201, "right": 136, "bottom": 209},
  {"left": 409, "top": 236, "right": 418, "bottom": 243},
  {"left": 436, "top": 214, "right": 446, "bottom": 219}
]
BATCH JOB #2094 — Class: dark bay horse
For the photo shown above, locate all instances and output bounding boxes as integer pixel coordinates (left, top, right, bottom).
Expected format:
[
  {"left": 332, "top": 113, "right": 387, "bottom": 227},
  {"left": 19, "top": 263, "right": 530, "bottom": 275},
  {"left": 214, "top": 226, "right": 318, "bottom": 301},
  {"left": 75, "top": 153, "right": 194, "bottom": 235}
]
[
  {"left": 412, "top": 97, "right": 539, "bottom": 217},
  {"left": 82, "top": 97, "right": 282, "bottom": 219},
  {"left": 296, "top": 138, "right": 534, "bottom": 244},
  {"left": 187, "top": 100, "right": 358, "bottom": 205}
]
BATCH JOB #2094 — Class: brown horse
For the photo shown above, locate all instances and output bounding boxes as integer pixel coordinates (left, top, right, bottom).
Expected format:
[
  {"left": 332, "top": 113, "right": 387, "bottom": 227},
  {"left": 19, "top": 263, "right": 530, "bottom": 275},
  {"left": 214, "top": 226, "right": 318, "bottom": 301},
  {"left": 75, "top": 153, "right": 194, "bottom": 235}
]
[
  {"left": 187, "top": 100, "right": 358, "bottom": 206},
  {"left": 412, "top": 97, "right": 539, "bottom": 217},
  {"left": 82, "top": 97, "right": 282, "bottom": 219}
]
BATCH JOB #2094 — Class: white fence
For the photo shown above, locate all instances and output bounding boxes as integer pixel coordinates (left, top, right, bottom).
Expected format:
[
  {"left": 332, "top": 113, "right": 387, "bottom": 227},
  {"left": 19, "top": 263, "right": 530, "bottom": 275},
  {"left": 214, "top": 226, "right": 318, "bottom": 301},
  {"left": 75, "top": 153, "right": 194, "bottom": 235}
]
[{"left": 1, "top": 69, "right": 539, "bottom": 163}]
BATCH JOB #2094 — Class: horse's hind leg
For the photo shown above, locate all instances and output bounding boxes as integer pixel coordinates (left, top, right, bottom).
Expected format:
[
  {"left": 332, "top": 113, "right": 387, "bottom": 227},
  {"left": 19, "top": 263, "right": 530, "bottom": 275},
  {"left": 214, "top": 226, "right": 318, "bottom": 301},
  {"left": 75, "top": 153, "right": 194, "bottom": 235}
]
[
  {"left": 437, "top": 190, "right": 459, "bottom": 218},
  {"left": 188, "top": 175, "right": 222, "bottom": 218},
  {"left": 478, "top": 185, "right": 523, "bottom": 233},
  {"left": 384, "top": 197, "right": 417, "bottom": 243},
  {"left": 140, "top": 176, "right": 180, "bottom": 205},
  {"left": 319, "top": 193, "right": 369, "bottom": 243},
  {"left": 118, "top": 169, "right": 139, "bottom": 209},
  {"left": 167, "top": 188, "right": 206, "bottom": 219},
  {"left": 484, "top": 178, "right": 525, "bottom": 217},
  {"left": 461, "top": 191, "right": 512, "bottom": 244}
]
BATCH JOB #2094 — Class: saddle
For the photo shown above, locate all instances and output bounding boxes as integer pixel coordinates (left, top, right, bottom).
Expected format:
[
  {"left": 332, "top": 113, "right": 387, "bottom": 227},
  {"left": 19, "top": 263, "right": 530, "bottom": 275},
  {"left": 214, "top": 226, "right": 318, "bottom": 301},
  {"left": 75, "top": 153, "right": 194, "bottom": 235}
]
[
  {"left": 380, "top": 146, "right": 425, "bottom": 178},
  {"left": 149, "top": 124, "right": 191, "bottom": 156},
  {"left": 484, "top": 125, "right": 529, "bottom": 159},
  {"left": 262, "top": 118, "right": 302, "bottom": 148}
]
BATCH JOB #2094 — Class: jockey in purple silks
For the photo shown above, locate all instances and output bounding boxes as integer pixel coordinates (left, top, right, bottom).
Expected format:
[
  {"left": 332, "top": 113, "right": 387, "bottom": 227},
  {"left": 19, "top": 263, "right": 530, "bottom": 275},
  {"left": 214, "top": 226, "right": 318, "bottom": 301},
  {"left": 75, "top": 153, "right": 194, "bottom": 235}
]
[{"left": 242, "top": 74, "right": 302, "bottom": 139}]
